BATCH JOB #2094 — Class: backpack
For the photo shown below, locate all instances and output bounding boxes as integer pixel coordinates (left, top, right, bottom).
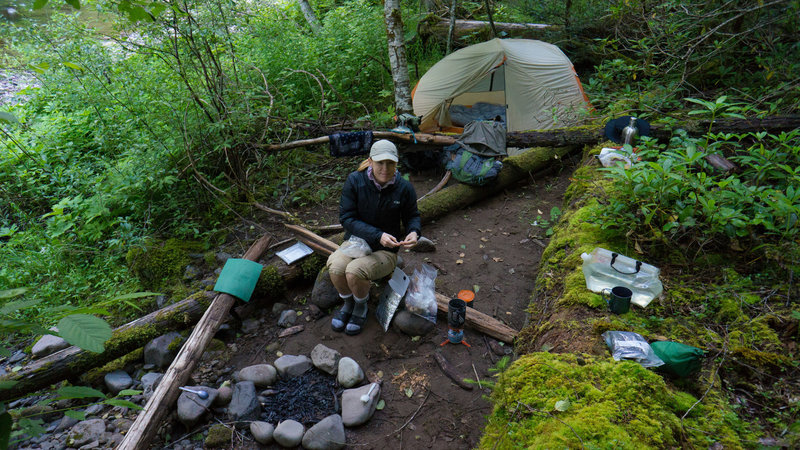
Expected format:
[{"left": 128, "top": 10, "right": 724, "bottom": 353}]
[
  {"left": 650, "top": 341, "right": 705, "bottom": 378},
  {"left": 443, "top": 144, "right": 503, "bottom": 186}
]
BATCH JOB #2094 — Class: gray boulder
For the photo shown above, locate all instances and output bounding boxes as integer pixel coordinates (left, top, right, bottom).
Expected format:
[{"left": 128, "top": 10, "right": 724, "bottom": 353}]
[
  {"left": 274, "top": 355, "right": 312, "bottom": 378},
  {"left": 310, "top": 344, "right": 341, "bottom": 375},
  {"left": 249, "top": 421, "right": 275, "bottom": 445},
  {"left": 302, "top": 414, "right": 346, "bottom": 450},
  {"left": 143, "top": 332, "right": 184, "bottom": 370},
  {"left": 67, "top": 419, "right": 106, "bottom": 447},
  {"left": 278, "top": 310, "right": 298, "bottom": 328},
  {"left": 177, "top": 386, "right": 218, "bottom": 428},
  {"left": 341, "top": 384, "right": 380, "bottom": 427},
  {"left": 272, "top": 302, "right": 289, "bottom": 316},
  {"left": 237, "top": 364, "right": 277, "bottom": 387},
  {"left": 310, "top": 268, "right": 339, "bottom": 310},
  {"left": 227, "top": 381, "right": 260, "bottom": 423},
  {"left": 336, "top": 357, "right": 363, "bottom": 388},
  {"left": 273, "top": 420, "right": 304, "bottom": 447},
  {"left": 410, "top": 236, "right": 436, "bottom": 252},
  {"left": 140, "top": 372, "right": 163, "bottom": 399},
  {"left": 215, "top": 384, "right": 233, "bottom": 406},
  {"left": 32, "top": 333, "right": 69, "bottom": 359},
  {"left": 104, "top": 370, "right": 133, "bottom": 395},
  {"left": 392, "top": 309, "right": 435, "bottom": 336}
]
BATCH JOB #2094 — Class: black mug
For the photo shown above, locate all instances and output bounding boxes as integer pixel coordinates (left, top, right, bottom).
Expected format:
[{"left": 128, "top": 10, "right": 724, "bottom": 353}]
[
  {"left": 602, "top": 286, "right": 632, "bottom": 314},
  {"left": 448, "top": 298, "right": 466, "bottom": 329}
]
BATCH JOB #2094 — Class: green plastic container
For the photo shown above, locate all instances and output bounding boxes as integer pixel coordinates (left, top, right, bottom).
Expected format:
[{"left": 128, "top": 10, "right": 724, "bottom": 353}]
[{"left": 650, "top": 341, "right": 705, "bottom": 378}]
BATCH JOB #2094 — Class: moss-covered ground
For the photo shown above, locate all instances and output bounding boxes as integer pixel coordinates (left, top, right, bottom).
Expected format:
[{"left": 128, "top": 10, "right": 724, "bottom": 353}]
[{"left": 481, "top": 145, "right": 800, "bottom": 448}]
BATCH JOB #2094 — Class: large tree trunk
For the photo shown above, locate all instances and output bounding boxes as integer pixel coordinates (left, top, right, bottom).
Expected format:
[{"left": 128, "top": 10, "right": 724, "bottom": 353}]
[
  {"left": 296, "top": 0, "right": 322, "bottom": 34},
  {"left": 384, "top": 0, "right": 413, "bottom": 114},
  {"left": 446, "top": 0, "right": 457, "bottom": 54},
  {"left": 0, "top": 241, "right": 308, "bottom": 403}
]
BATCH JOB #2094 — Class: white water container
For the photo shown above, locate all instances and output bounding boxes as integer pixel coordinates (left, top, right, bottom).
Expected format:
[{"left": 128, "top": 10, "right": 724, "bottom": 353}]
[{"left": 580, "top": 248, "right": 663, "bottom": 308}]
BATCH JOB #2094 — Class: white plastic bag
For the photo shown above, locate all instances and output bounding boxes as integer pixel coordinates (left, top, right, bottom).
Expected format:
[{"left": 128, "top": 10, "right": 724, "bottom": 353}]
[
  {"left": 404, "top": 264, "right": 438, "bottom": 323},
  {"left": 340, "top": 235, "right": 372, "bottom": 258},
  {"left": 602, "top": 331, "right": 664, "bottom": 368}
]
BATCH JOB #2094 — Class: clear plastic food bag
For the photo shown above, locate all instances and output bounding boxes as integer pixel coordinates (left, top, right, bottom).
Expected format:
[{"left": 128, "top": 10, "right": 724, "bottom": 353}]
[
  {"left": 601, "top": 331, "right": 664, "bottom": 368},
  {"left": 403, "top": 264, "right": 438, "bottom": 323},
  {"left": 340, "top": 235, "right": 372, "bottom": 258}
]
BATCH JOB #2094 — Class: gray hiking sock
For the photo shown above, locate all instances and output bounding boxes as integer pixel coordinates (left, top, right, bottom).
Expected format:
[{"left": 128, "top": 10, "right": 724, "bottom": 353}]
[
  {"left": 339, "top": 294, "right": 354, "bottom": 314},
  {"left": 351, "top": 294, "right": 368, "bottom": 318}
]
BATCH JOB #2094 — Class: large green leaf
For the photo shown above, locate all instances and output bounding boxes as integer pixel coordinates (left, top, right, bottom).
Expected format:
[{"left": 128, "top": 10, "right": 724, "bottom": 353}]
[
  {"left": 32, "top": 0, "right": 48, "bottom": 9},
  {"left": 0, "top": 288, "right": 28, "bottom": 300},
  {"left": 0, "top": 112, "right": 19, "bottom": 125},
  {"left": 111, "top": 291, "right": 162, "bottom": 301},
  {"left": 57, "top": 315, "right": 112, "bottom": 353},
  {"left": 56, "top": 385, "right": 106, "bottom": 400},
  {"left": 0, "top": 297, "right": 41, "bottom": 314},
  {"left": 0, "top": 381, "right": 18, "bottom": 390},
  {"left": 64, "top": 410, "right": 86, "bottom": 421},
  {"left": 0, "top": 411, "right": 10, "bottom": 450},
  {"left": 104, "top": 399, "right": 143, "bottom": 410}
]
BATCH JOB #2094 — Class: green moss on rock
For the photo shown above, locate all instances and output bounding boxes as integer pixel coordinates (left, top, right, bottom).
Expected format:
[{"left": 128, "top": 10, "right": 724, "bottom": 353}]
[
  {"left": 205, "top": 423, "right": 232, "bottom": 447},
  {"left": 480, "top": 353, "right": 751, "bottom": 449},
  {"left": 253, "top": 265, "right": 286, "bottom": 299},
  {"left": 126, "top": 238, "right": 205, "bottom": 290}
]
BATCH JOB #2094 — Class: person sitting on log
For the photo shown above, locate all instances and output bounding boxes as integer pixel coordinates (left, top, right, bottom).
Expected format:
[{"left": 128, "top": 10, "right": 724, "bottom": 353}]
[{"left": 327, "top": 140, "right": 421, "bottom": 336}]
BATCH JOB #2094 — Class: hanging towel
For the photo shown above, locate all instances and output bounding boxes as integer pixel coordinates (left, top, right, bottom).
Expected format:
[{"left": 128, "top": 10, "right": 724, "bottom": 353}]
[{"left": 329, "top": 131, "right": 373, "bottom": 157}]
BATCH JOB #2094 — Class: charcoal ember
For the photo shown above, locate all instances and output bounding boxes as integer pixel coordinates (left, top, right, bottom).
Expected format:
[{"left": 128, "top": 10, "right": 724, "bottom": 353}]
[{"left": 261, "top": 368, "right": 339, "bottom": 426}]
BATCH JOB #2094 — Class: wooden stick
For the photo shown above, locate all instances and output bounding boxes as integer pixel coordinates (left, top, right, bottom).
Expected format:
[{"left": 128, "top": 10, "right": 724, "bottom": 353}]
[
  {"left": 284, "top": 223, "right": 340, "bottom": 253},
  {"left": 253, "top": 201, "right": 291, "bottom": 218},
  {"left": 433, "top": 351, "right": 473, "bottom": 390},
  {"left": 418, "top": 170, "right": 451, "bottom": 202},
  {"left": 118, "top": 235, "right": 273, "bottom": 450}
]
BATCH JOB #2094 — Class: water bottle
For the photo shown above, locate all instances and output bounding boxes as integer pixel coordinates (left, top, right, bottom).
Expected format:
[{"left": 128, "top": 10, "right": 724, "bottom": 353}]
[
  {"left": 580, "top": 248, "right": 663, "bottom": 307},
  {"left": 621, "top": 117, "right": 639, "bottom": 146}
]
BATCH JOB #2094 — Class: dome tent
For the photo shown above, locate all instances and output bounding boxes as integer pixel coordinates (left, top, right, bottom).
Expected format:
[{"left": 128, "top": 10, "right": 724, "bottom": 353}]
[{"left": 412, "top": 38, "right": 589, "bottom": 132}]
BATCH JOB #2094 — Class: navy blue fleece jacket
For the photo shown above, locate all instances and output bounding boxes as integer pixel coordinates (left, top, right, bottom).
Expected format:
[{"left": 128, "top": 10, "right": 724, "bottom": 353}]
[{"left": 339, "top": 170, "right": 422, "bottom": 253}]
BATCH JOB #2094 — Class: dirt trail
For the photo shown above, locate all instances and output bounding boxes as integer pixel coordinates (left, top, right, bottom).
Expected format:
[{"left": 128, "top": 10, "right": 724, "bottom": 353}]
[{"left": 181, "top": 160, "right": 576, "bottom": 449}]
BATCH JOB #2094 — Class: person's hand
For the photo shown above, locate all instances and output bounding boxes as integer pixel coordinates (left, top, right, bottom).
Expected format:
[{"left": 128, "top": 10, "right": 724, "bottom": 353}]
[
  {"left": 399, "top": 231, "right": 418, "bottom": 249},
  {"left": 380, "top": 232, "right": 400, "bottom": 248}
]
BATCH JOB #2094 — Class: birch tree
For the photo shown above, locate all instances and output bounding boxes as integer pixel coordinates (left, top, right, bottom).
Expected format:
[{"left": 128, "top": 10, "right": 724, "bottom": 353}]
[
  {"left": 297, "top": 0, "right": 322, "bottom": 34},
  {"left": 384, "top": 0, "right": 413, "bottom": 115}
]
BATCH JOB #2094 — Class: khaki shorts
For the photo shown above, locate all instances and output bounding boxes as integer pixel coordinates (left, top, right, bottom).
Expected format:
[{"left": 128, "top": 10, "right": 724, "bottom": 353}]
[{"left": 326, "top": 247, "right": 398, "bottom": 281}]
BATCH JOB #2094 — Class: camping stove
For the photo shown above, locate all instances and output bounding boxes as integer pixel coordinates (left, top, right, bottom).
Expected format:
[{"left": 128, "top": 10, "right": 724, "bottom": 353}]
[{"left": 440, "top": 298, "right": 471, "bottom": 347}]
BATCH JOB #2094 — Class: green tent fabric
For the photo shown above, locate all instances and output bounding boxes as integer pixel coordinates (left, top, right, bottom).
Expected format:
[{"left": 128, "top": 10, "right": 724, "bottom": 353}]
[
  {"left": 650, "top": 341, "right": 705, "bottom": 378},
  {"left": 213, "top": 258, "right": 263, "bottom": 302}
]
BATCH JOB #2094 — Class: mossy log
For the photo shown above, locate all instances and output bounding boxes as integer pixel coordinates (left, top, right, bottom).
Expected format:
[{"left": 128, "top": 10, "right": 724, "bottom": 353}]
[
  {"left": 420, "top": 19, "right": 554, "bottom": 41},
  {"left": 0, "top": 237, "right": 308, "bottom": 403}
]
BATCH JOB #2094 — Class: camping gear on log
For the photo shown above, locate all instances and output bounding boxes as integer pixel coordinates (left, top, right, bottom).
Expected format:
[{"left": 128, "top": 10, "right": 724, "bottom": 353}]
[
  {"left": 456, "top": 120, "right": 508, "bottom": 157},
  {"left": 604, "top": 116, "right": 651, "bottom": 144},
  {"left": 581, "top": 247, "right": 663, "bottom": 308},
  {"left": 598, "top": 147, "right": 633, "bottom": 168},
  {"left": 441, "top": 298, "right": 471, "bottom": 347},
  {"left": 328, "top": 131, "right": 373, "bottom": 157},
  {"left": 602, "top": 331, "right": 664, "bottom": 368},
  {"left": 412, "top": 38, "right": 589, "bottom": 132},
  {"left": 213, "top": 258, "right": 264, "bottom": 303},
  {"left": 602, "top": 286, "right": 632, "bottom": 314},
  {"left": 376, "top": 267, "right": 411, "bottom": 332},
  {"left": 650, "top": 341, "right": 705, "bottom": 378}
]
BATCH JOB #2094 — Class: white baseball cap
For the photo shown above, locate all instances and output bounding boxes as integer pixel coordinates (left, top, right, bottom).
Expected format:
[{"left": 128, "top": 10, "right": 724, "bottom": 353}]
[{"left": 369, "top": 140, "right": 398, "bottom": 162}]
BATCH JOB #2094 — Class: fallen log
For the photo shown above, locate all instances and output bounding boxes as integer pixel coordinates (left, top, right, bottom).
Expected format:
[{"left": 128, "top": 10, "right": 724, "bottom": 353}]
[
  {"left": 118, "top": 235, "right": 273, "bottom": 450},
  {"left": 260, "top": 115, "right": 800, "bottom": 153},
  {"left": 421, "top": 19, "right": 554, "bottom": 41},
  {"left": 0, "top": 239, "right": 309, "bottom": 402},
  {"left": 283, "top": 225, "right": 518, "bottom": 343}
]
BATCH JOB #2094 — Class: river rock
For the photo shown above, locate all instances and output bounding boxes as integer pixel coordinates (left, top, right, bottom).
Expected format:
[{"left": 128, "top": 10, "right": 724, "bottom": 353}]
[
  {"left": 310, "top": 268, "right": 339, "bottom": 310},
  {"left": 66, "top": 419, "right": 106, "bottom": 447},
  {"left": 104, "top": 370, "right": 133, "bottom": 395},
  {"left": 55, "top": 415, "right": 80, "bottom": 432},
  {"left": 32, "top": 333, "right": 69, "bottom": 358},
  {"left": 410, "top": 236, "right": 436, "bottom": 252},
  {"left": 237, "top": 364, "right": 277, "bottom": 387},
  {"left": 143, "top": 332, "right": 184, "bottom": 369},
  {"left": 336, "top": 357, "right": 363, "bottom": 388},
  {"left": 273, "top": 420, "right": 304, "bottom": 447},
  {"left": 310, "top": 344, "right": 341, "bottom": 375},
  {"left": 278, "top": 310, "right": 298, "bottom": 328},
  {"left": 392, "top": 309, "right": 435, "bottom": 336},
  {"left": 227, "top": 381, "right": 259, "bottom": 423},
  {"left": 274, "top": 354, "right": 311, "bottom": 378},
  {"left": 177, "top": 386, "right": 218, "bottom": 428},
  {"left": 341, "top": 384, "right": 380, "bottom": 427},
  {"left": 140, "top": 372, "right": 164, "bottom": 399},
  {"left": 215, "top": 384, "right": 233, "bottom": 406},
  {"left": 241, "top": 318, "right": 260, "bottom": 334},
  {"left": 301, "top": 414, "right": 346, "bottom": 450},
  {"left": 249, "top": 421, "right": 275, "bottom": 445},
  {"left": 272, "top": 302, "right": 289, "bottom": 315}
]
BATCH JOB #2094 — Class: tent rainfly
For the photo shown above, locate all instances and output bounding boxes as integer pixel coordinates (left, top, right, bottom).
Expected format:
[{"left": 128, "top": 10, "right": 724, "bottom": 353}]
[{"left": 412, "top": 38, "right": 589, "bottom": 132}]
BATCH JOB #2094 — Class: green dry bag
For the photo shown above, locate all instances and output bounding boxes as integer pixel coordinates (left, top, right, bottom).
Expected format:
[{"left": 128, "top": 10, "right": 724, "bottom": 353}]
[{"left": 650, "top": 341, "right": 705, "bottom": 378}]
